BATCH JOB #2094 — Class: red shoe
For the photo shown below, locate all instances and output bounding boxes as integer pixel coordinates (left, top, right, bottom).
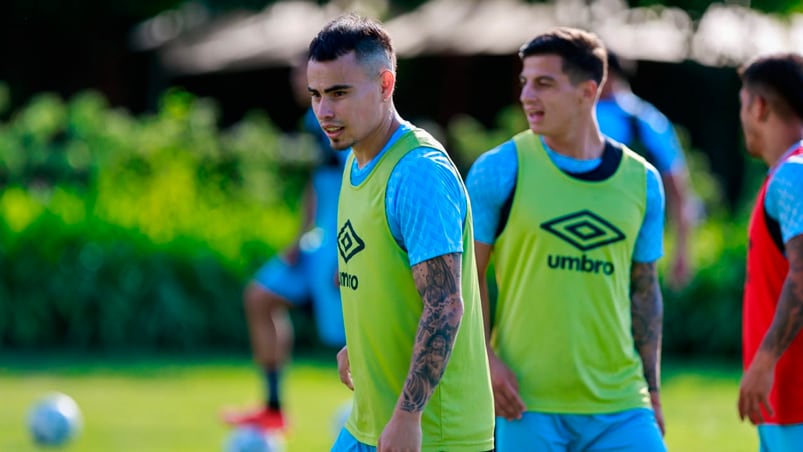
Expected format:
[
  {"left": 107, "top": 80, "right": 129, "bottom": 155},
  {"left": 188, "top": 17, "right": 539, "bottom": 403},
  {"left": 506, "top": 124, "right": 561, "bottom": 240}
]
[{"left": 221, "top": 407, "right": 287, "bottom": 432}]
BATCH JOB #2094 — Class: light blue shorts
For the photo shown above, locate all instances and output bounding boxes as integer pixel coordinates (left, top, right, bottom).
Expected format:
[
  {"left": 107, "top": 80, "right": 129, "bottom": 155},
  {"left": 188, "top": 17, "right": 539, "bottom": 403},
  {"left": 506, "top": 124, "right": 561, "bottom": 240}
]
[
  {"left": 331, "top": 426, "right": 493, "bottom": 452},
  {"left": 331, "top": 428, "right": 375, "bottom": 452},
  {"left": 495, "top": 408, "right": 666, "bottom": 452},
  {"left": 253, "top": 230, "right": 344, "bottom": 347},
  {"left": 758, "top": 423, "right": 803, "bottom": 452}
]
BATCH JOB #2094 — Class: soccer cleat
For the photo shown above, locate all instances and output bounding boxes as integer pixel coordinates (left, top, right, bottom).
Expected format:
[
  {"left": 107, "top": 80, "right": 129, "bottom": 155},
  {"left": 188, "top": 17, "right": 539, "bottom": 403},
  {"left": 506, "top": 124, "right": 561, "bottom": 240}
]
[{"left": 222, "top": 407, "right": 287, "bottom": 432}]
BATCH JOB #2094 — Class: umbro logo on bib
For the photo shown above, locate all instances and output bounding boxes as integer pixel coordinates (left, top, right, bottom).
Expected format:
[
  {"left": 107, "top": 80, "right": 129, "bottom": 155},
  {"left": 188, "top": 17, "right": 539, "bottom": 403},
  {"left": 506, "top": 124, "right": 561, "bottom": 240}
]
[
  {"left": 540, "top": 210, "right": 623, "bottom": 275},
  {"left": 337, "top": 220, "right": 365, "bottom": 263},
  {"left": 540, "top": 210, "right": 625, "bottom": 251}
]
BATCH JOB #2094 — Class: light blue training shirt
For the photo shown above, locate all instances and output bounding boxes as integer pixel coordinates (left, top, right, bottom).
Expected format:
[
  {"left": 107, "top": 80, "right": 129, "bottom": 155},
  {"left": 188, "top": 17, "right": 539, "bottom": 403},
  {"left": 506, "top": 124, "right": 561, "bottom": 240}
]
[
  {"left": 466, "top": 136, "right": 665, "bottom": 263},
  {"left": 766, "top": 141, "right": 803, "bottom": 244},
  {"left": 597, "top": 91, "right": 685, "bottom": 176},
  {"left": 348, "top": 121, "right": 467, "bottom": 266}
]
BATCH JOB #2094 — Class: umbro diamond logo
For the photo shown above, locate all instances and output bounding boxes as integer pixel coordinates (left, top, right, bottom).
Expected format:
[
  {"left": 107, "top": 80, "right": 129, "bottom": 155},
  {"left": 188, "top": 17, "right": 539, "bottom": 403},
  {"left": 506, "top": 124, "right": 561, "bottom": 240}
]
[
  {"left": 337, "top": 220, "right": 365, "bottom": 263},
  {"left": 540, "top": 210, "right": 625, "bottom": 251}
]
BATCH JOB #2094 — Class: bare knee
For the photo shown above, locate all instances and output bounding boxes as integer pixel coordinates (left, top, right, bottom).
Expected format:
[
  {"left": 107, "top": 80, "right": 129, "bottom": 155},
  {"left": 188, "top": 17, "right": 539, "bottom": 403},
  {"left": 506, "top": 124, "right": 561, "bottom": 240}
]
[{"left": 244, "top": 283, "right": 290, "bottom": 318}]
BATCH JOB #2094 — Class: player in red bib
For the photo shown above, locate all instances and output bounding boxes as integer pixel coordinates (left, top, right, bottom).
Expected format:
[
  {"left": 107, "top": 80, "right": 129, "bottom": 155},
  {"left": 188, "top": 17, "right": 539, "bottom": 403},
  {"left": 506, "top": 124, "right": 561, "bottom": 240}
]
[{"left": 737, "top": 52, "right": 803, "bottom": 451}]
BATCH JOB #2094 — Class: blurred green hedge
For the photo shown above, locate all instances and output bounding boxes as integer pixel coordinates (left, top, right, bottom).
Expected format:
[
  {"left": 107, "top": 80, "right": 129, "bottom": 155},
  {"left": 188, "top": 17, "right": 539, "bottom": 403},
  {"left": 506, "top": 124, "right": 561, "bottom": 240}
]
[
  {"left": 0, "top": 86, "right": 314, "bottom": 351},
  {"left": 0, "top": 84, "right": 761, "bottom": 359}
]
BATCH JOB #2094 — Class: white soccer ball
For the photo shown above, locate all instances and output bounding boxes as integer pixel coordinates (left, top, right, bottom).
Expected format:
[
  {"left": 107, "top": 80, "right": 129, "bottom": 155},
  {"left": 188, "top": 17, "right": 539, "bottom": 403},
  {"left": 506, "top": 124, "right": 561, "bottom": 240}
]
[
  {"left": 224, "top": 426, "right": 284, "bottom": 452},
  {"left": 27, "top": 392, "right": 82, "bottom": 447}
]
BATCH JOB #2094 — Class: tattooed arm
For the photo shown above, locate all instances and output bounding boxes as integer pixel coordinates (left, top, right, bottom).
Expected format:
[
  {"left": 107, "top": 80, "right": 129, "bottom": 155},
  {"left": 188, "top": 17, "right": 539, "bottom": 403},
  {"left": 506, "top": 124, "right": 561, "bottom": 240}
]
[
  {"left": 739, "top": 234, "right": 803, "bottom": 424},
  {"left": 403, "top": 252, "right": 464, "bottom": 410},
  {"left": 377, "top": 252, "right": 464, "bottom": 451},
  {"left": 631, "top": 261, "right": 665, "bottom": 434}
]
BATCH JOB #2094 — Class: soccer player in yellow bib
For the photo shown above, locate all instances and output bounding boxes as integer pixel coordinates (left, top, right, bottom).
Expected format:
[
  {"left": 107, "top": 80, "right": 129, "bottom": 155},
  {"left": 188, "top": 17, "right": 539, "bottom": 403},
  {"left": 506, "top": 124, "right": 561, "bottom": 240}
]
[
  {"left": 466, "top": 28, "right": 667, "bottom": 451},
  {"left": 306, "top": 14, "right": 494, "bottom": 452}
]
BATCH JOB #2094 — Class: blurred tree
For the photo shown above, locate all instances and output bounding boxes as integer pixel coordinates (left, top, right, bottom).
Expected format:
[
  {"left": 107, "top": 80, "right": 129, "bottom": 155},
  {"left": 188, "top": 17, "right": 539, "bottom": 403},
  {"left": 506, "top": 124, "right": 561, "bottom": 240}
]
[
  {"left": 627, "top": 0, "right": 803, "bottom": 17},
  {"left": 1, "top": 0, "right": 801, "bottom": 117},
  {"left": 1, "top": 0, "right": 181, "bottom": 113},
  {"left": 0, "top": 0, "right": 426, "bottom": 115}
]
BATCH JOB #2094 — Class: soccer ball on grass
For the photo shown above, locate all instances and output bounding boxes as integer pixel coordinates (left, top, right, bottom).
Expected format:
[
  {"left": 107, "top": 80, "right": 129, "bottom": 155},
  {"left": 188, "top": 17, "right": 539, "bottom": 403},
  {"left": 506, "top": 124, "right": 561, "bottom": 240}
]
[
  {"left": 27, "top": 392, "right": 83, "bottom": 447},
  {"left": 224, "top": 426, "right": 284, "bottom": 452}
]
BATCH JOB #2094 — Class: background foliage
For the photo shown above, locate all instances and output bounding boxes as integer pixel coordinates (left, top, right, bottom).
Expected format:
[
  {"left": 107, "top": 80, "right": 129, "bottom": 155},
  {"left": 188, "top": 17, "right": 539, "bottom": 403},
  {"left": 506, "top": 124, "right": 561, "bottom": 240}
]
[
  {"left": 0, "top": 87, "right": 315, "bottom": 351},
  {"left": 0, "top": 85, "right": 761, "bottom": 359}
]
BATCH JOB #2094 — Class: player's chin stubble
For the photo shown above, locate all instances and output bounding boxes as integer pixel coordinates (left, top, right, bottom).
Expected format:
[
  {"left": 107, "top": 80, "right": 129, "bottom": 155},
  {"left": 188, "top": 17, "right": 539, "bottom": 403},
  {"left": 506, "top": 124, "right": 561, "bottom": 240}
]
[{"left": 330, "top": 138, "right": 354, "bottom": 151}]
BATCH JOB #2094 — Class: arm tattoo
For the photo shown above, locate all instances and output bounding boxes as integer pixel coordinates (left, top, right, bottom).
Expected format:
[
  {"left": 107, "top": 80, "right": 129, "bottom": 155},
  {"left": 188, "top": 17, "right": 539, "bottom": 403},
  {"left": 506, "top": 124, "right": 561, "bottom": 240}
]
[
  {"left": 630, "top": 261, "right": 663, "bottom": 392},
  {"left": 760, "top": 235, "right": 803, "bottom": 359},
  {"left": 401, "top": 252, "right": 464, "bottom": 413}
]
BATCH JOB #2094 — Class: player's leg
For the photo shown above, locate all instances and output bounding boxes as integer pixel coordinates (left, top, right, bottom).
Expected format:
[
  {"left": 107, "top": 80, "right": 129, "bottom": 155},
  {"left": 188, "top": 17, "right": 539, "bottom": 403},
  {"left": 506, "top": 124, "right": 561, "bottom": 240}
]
[
  {"left": 496, "top": 412, "right": 571, "bottom": 451},
  {"left": 223, "top": 257, "right": 310, "bottom": 431},
  {"left": 570, "top": 407, "right": 666, "bottom": 452},
  {"left": 244, "top": 282, "right": 293, "bottom": 412},
  {"left": 758, "top": 423, "right": 803, "bottom": 452}
]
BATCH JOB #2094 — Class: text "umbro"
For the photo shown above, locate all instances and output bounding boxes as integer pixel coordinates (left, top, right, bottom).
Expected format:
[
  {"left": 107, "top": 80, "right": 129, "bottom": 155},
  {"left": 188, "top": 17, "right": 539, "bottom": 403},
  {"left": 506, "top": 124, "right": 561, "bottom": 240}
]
[
  {"left": 547, "top": 254, "right": 615, "bottom": 275},
  {"left": 339, "top": 272, "right": 359, "bottom": 290}
]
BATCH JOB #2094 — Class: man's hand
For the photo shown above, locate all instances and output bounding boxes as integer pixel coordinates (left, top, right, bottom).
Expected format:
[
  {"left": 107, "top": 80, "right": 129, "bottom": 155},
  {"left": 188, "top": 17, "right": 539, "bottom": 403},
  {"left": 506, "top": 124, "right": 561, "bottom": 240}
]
[
  {"left": 337, "top": 346, "right": 354, "bottom": 390},
  {"left": 650, "top": 391, "right": 666, "bottom": 435},
  {"left": 738, "top": 351, "right": 775, "bottom": 424},
  {"left": 378, "top": 409, "right": 422, "bottom": 452},
  {"left": 488, "top": 350, "right": 526, "bottom": 420}
]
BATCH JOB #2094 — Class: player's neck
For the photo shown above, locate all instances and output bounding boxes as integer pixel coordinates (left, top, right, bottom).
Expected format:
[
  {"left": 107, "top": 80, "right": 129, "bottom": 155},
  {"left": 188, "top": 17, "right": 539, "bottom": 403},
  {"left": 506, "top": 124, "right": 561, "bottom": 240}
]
[
  {"left": 352, "top": 108, "right": 401, "bottom": 168},
  {"left": 764, "top": 122, "right": 803, "bottom": 167},
  {"left": 542, "top": 122, "right": 605, "bottom": 160}
]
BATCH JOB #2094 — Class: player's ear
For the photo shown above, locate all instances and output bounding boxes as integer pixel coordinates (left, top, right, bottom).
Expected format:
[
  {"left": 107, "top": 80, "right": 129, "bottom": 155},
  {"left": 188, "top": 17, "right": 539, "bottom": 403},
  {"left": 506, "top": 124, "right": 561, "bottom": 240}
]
[
  {"left": 379, "top": 69, "right": 395, "bottom": 101},
  {"left": 755, "top": 94, "right": 771, "bottom": 122},
  {"left": 580, "top": 79, "right": 599, "bottom": 103}
]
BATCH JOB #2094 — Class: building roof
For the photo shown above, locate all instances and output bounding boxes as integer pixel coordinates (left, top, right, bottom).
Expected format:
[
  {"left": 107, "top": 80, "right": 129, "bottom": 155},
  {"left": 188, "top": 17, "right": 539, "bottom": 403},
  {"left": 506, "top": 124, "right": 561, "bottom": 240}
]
[{"left": 130, "top": 0, "right": 803, "bottom": 75}]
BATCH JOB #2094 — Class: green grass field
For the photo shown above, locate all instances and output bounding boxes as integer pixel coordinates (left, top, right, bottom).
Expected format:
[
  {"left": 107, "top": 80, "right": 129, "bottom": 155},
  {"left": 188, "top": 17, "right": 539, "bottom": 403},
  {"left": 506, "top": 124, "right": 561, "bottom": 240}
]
[{"left": 0, "top": 352, "right": 757, "bottom": 451}]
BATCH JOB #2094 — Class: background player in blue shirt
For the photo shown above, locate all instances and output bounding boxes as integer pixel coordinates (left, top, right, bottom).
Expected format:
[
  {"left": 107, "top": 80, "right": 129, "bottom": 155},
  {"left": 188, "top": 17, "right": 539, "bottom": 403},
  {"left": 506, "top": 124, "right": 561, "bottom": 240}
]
[
  {"left": 222, "top": 58, "right": 348, "bottom": 432},
  {"left": 597, "top": 52, "right": 695, "bottom": 289}
]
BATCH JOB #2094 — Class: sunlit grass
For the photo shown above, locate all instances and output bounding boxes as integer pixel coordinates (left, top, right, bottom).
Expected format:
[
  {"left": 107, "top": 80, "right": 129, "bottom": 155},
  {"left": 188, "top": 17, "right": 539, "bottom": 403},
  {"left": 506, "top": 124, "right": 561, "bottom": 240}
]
[
  {"left": 662, "top": 360, "right": 757, "bottom": 451},
  {"left": 0, "top": 353, "right": 757, "bottom": 451},
  {"left": 0, "top": 352, "right": 348, "bottom": 452}
]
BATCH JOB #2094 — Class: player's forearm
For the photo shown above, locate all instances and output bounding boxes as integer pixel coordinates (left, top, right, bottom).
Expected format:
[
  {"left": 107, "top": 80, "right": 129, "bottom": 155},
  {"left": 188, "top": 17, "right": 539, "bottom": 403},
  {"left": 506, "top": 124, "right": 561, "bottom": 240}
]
[
  {"left": 758, "top": 235, "right": 803, "bottom": 360},
  {"left": 631, "top": 261, "right": 664, "bottom": 392},
  {"left": 665, "top": 174, "right": 691, "bottom": 251},
  {"left": 401, "top": 253, "right": 464, "bottom": 413},
  {"left": 671, "top": 202, "right": 691, "bottom": 250}
]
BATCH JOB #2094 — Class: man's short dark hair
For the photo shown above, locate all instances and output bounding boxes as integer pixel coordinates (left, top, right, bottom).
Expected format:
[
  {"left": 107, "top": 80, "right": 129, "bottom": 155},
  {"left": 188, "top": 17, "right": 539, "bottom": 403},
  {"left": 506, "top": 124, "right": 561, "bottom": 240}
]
[
  {"left": 739, "top": 52, "right": 803, "bottom": 121},
  {"left": 308, "top": 14, "right": 396, "bottom": 75},
  {"left": 519, "top": 27, "right": 607, "bottom": 86}
]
